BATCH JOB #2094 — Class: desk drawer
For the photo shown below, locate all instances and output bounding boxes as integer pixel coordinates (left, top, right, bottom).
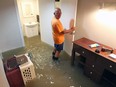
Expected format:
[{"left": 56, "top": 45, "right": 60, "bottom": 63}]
[
  {"left": 95, "top": 56, "right": 106, "bottom": 74},
  {"left": 74, "top": 44, "right": 90, "bottom": 58},
  {"left": 84, "top": 66, "right": 102, "bottom": 82},
  {"left": 85, "top": 55, "right": 97, "bottom": 66},
  {"left": 105, "top": 59, "right": 116, "bottom": 74}
]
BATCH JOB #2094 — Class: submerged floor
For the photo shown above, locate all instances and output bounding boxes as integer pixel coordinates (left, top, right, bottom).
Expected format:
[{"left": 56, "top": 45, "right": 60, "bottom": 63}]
[{"left": 3, "top": 36, "right": 112, "bottom": 87}]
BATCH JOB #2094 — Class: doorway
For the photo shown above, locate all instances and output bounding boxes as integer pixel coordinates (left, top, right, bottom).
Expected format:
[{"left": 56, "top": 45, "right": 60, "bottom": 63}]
[{"left": 16, "top": 0, "right": 40, "bottom": 46}]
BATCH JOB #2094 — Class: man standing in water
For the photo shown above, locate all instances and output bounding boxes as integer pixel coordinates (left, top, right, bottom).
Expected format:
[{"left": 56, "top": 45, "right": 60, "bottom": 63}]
[{"left": 51, "top": 8, "right": 75, "bottom": 60}]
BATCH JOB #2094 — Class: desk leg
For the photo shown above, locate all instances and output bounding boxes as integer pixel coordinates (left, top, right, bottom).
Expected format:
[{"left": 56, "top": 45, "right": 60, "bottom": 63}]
[{"left": 71, "top": 48, "right": 75, "bottom": 65}]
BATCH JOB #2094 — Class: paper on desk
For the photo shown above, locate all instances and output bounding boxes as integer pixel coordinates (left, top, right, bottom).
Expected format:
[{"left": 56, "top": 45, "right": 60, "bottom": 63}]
[
  {"left": 89, "top": 43, "right": 100, "bottom": 48},
  {"left": 109, "top": 54, "right": 116, "bottom": 59}
]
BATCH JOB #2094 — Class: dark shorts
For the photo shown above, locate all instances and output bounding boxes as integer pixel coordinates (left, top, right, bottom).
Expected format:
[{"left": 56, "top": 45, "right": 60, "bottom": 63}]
[{"left": 54, "top": 43, "right": 64, "bottom": 51}]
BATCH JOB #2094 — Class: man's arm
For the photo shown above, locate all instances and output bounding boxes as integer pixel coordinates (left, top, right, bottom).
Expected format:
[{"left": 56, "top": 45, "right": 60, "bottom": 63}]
[{"left": 61, "top": 27, "right": 75, "bottom": 34}]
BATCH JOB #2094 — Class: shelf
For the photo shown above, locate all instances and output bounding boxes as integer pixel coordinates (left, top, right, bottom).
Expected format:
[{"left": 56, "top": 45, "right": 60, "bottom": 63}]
[
  {"left": 75, "top": 55, "right": 86, "bottom": 66},
  {"left": 102, "top": 77, "right": 116, "bottom": 87}
]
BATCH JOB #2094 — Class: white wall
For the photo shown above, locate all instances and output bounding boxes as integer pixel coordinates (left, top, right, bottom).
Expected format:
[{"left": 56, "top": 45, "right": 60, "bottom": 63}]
[
  {"left": 39, "top": 0, "right": 54, "bottom": 46},
  {"left": 61, "top": 0, "right": 77, "bottom": 56},
  {"left": 0, "top": 53, "right": 9, "bottom": 87},
  {"left": 0, "top": 0, "right": 24, "bottom": 52},
  {"left": 75, "top": 0, "right": 116, "bottom": 48}
]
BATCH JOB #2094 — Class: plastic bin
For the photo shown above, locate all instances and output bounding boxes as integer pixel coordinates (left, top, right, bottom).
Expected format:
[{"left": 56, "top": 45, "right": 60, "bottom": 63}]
[{"left": 16, "top": 53, "right": 36, "bottom": 85}]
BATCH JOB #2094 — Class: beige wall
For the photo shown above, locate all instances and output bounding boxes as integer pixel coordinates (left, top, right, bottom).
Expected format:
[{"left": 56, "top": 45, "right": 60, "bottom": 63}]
[{"left": 75, "top": 0, "right": 116, "bottom": 48}]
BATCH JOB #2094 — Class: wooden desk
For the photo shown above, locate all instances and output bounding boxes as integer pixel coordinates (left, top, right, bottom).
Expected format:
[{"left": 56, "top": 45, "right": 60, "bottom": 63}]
[{"left": 71, "top": 37, "right": 116, "bottom": 85}]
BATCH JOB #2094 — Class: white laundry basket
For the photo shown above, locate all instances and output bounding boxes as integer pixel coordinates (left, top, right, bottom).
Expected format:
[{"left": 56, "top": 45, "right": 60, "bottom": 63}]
[{"left": 16, "top": 53, "right": 36, "bottom": 85}]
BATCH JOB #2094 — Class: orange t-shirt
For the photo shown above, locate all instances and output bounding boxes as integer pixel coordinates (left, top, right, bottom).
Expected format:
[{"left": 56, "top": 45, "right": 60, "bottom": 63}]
[{"left": 51, "top": 17, "right": 64, "bottom": 44}]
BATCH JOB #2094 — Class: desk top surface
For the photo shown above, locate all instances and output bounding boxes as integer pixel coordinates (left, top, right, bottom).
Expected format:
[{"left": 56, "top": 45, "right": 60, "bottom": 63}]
[{"left": 73, "top": 37, "right": 116, "bottom": 63}]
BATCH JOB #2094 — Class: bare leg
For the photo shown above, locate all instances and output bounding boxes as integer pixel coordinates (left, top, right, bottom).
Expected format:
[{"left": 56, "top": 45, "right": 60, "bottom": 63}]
[
  {"left": 53, "top": 49, "right": 56, "bottom": 53},
  {"left": 52, "top": 48, "right": 56, "bottom": 56},
  {"left": 55, "top": 51, "right": 61, "bottom": 58}
]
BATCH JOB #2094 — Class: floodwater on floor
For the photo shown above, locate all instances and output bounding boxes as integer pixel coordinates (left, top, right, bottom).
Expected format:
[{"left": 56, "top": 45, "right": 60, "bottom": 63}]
[{"left": 2, "top": 36, "right": 111, "bottom": 87}]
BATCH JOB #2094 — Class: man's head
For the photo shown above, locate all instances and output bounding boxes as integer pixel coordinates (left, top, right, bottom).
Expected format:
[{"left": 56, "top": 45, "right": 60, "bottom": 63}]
[{"left": 54, "top": 8, "right": 62, "bottom": 19}]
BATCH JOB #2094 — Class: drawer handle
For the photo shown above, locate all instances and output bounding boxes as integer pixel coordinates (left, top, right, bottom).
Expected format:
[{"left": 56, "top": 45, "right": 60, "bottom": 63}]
[
  {"left": 92, "top": 65, "right": 94, "bottom": 68},
  {"left": 90, "top": 72, "right": 92, "bottom": 74},
  {"left": 109, "top": 65, "right": 112, "bottom": 68},
  {"left": 82, "top": 51, "right": 84, "bottom": 54}
]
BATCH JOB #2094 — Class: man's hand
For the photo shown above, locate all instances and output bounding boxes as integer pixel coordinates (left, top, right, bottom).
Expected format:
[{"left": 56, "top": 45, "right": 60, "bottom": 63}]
[
  {"left": 63, "top": 27, "right": 76, "bottom": 34},
  {"left": 70, "top": 27, "right": 76, "bottom": 32}
]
